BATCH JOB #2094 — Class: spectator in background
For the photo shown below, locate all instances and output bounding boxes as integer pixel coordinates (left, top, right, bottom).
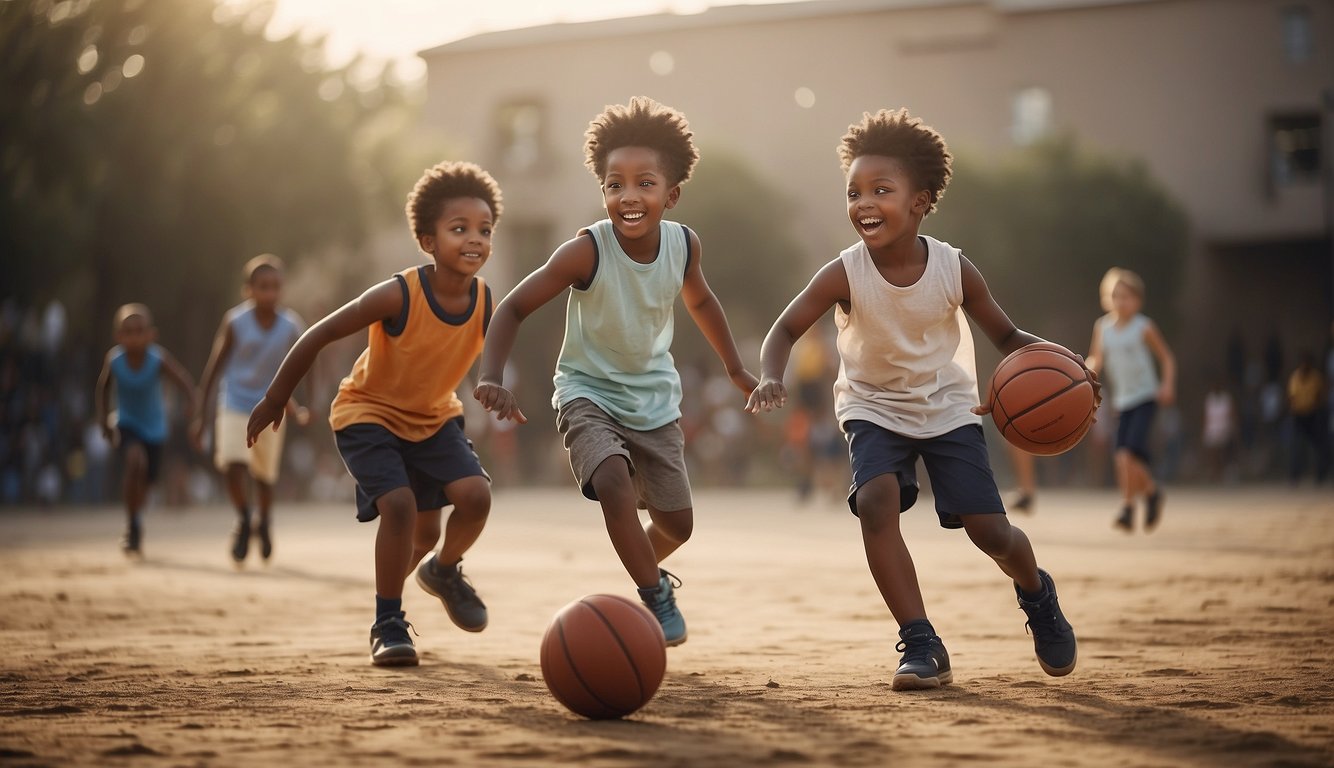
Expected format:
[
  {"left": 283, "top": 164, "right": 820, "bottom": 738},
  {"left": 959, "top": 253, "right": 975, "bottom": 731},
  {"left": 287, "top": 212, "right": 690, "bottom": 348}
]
[
  {"left": 1287, "top": 351, "right": 1329, "bottom": 485},
  {"left": 1201, "top": 376, "right": 1238, "bottom": 483}
]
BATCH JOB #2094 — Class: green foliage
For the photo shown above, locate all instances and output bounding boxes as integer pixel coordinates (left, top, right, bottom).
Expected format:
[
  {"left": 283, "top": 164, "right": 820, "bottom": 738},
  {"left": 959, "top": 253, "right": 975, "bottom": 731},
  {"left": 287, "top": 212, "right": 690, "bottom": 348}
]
[
  {"left": 0, "top": 0, "right": 426, "bottom": 368},
  {"left": 670, "top": 148, "right": 807, "bottom": 363},
  {"left": 926, "top": 137, "right": 1189, "bottom": 352}
]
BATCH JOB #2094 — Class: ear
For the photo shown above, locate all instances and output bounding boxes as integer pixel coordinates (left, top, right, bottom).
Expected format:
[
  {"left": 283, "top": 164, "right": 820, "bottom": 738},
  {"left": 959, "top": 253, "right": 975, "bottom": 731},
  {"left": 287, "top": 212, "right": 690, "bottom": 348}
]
[
  {"left": 664, "top": 185, "right": 682, "bottom": 210},
  {"left": 912, "top": 189, "right": 932, "bottom": 215},
  {"left": 417, "top": 233, "right": 435, "bottom": 255}
]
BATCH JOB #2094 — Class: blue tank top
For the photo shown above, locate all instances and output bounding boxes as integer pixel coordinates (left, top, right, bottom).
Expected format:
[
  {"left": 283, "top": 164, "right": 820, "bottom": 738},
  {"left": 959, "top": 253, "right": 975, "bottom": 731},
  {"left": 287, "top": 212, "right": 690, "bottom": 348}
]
[
  {"left": 220, "top": 302, "right": 304, "bottom": 413},
  {"left": 1100, "top": 313, "right": 1159, "bottom": 411},
  {"left": 110, "top": 344, "right": 167, "bottom": 443},
  {"left": 552, "top": 219, "right": 690, "bottom": 430}
]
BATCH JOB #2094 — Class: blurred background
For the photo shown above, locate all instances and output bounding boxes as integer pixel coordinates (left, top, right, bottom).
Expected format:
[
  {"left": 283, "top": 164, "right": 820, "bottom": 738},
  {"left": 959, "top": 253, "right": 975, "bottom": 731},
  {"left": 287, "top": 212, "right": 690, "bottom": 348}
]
[{"left": 1, "top": 0, "right": 1331, "bottom": 509}]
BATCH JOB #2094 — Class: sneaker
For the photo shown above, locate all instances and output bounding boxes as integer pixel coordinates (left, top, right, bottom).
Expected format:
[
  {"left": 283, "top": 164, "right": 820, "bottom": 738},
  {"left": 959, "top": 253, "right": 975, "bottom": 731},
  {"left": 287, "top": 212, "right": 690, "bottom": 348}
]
[
  {"left": 369, "top": 612, "right": 418, "bottom": 667},
  {"left": 1114, "top": 504, "right": 1133, "bottom": 532},
  {"left": 1144, "top": 490, "right": 1163, "bottom": 532},
  {"left": 230, "top": 516, "right": 250, "bottom": 563},
  {"left": 121, "top": 519, "right": 142, "bottom": 556},
  {"left": 892, "top": 620, "right": 952, "bottom": 691},
  {"left": 1016, "top": 569, "right": 1077, "bottom": 677},
  {"left": 415, "top": 556, "right": 487, "bottom": 632},
  {"left": 255, "top": 522, "right": 273, "bottom": 561},
  {"left": 638, "top": 569, "right": 687, "bottom": 647},
  {"left": 1011, "top": 493, "right": 1034, "bottom": 514}
]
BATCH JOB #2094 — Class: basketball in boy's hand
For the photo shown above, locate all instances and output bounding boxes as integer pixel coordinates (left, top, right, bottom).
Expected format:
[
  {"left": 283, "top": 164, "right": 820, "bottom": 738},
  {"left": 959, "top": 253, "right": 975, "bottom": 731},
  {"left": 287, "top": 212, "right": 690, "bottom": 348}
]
[
  {"left": 540, "top": 594, "right": 667, "bottom": 720},
  {"left": 987, "top": 342, "right": 1096, "bottom": 456}
]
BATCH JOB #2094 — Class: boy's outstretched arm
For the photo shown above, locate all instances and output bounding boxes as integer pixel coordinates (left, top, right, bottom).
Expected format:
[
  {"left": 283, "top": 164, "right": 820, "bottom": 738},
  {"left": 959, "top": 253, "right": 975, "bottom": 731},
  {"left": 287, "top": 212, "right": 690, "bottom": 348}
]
[
  {"left": 246, "top": 279, "right": 402, "bottom": 446},
  {"left": 95, "top": 352, "right": 115, "bottom": 444},
  {"left": 1144, "top": 319, "right": 1176, "bottom": 405},
  {"left": 191, "top": 317, "right": 234, "bottom": 451},
  {"left": 158, "top": 348, "right": 199, "bottom": 426},
  {"left": 474, "top": 236, "right": 593, "bottom": 424},
  {"left": 746, "top": 258, "right": 849, "bottom": 414},
  {"left": 679, "top": 229, "right": 758, "bottom": 398}
]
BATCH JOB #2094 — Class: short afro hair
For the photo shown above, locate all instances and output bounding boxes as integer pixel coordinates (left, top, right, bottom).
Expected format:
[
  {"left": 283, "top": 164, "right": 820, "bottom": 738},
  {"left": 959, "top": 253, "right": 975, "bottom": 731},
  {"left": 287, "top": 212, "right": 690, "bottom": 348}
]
[
  {"left": 406, "top": 161, "right": 504, "bottom": 237},
  {"left": 584, "top": 96, "right": 699, "bottom": 186},
  {"left": 838, "top": 108, "right": 953, "bottom": 214}
]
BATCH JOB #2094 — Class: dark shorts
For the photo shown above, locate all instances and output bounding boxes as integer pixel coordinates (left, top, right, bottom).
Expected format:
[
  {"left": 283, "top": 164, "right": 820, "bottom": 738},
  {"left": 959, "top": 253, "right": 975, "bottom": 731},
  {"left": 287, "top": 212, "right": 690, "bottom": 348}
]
[
  {"left": 1115, "top": 400, "right": 1156, "bottom": 463},
  {"left": 117, "top": 425, "right": 162, "bottom": 484},
  {"left": 335, "top": 418, "right": 488, "bottom": 522},
  {"left": 843, "top": 420, "right": 1004, "bottom": 529}
]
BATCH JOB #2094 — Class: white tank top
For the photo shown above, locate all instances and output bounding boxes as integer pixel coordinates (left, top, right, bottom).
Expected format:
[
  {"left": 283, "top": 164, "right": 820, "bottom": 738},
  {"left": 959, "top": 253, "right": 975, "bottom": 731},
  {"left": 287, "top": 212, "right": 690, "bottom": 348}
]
[
  {"left": 833, "top": 236, "right": 979, "bottom": 438},
  {"left": 1099, "top": 313, "right": 1158, "bottom": 411}
]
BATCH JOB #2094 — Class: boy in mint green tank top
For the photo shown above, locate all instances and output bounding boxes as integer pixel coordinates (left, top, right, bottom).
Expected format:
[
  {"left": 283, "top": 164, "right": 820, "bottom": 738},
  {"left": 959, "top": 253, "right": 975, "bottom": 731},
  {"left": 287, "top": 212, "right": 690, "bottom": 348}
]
[{"left": 474, "top": 97, "right": 758, "bottom": 646}]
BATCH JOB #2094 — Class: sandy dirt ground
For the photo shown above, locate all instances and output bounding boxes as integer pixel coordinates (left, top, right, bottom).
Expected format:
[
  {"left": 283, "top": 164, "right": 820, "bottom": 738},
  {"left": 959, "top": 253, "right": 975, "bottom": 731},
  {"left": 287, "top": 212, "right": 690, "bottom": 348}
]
[{"left": 1, "top": 486, "right": 1332, "bottom": 767}]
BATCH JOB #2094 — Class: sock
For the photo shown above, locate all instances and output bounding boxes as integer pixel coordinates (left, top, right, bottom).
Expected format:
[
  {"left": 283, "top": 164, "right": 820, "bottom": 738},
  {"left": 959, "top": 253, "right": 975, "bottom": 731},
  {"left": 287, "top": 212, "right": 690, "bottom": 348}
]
[
  {"left": 899, "top": 619, "right": 936, "bottom": 638},
  {"left": 375, "top": 595, "right": 402, "bottom": 623},
  {"left": 1018, "top": 581, "right": 1047, "bottom": 602}
]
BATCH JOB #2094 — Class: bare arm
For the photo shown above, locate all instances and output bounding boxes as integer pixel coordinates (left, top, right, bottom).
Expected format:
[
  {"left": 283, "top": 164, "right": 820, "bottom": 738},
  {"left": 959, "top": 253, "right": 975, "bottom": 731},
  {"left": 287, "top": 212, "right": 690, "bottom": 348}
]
[
  {"left": 473, "top": 236, "right": 594, "bottom": 424},
  {"left": 1085, "top": 317, "right": 1104, "bottom": 376},
  {"left": 157, "top": 348, "right": 198, "bottom": 427},
  {"left": 1143, "top": 318, "right": 1177, "bottom": 405},
  {"left": 191, "top": 318, "right": 233, "bottom": 449},
  {"left": 746, "top": 257, "right": 848, "bottom": 414},
  {"left": 679, "top": 228, "right": 757, "bottom": 398},
  {"left": 95, "top": 352, "right": 115, "bottom": 443},
  {"left": 246, "top": 279, "right": 403, "bottom": 445}
]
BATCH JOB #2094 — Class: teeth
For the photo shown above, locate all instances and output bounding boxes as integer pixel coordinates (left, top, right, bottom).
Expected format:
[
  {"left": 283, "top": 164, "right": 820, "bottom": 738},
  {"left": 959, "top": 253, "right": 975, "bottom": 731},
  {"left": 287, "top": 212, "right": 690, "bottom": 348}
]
[
  {"left": 860, "top": 217, "right": 882, "bottom": 226},
  {"left": 623, "top": 212, "right": 644, "bottom": 220}
]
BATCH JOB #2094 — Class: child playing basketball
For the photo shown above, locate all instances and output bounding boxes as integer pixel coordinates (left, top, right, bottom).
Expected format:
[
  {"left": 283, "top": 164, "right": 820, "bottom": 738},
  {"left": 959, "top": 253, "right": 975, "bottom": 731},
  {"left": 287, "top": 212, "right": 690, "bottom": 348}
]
[
  {"left": 193, "top": 255, "right": 309, "bottom": 565},
  {"left": 95, "top": 304, "right": 197, "bottom": 556},
  {"left": 473, "top": 97, "right": 757, "bottom": 646},
  {"left": 247, "top": 161, "right": 502, "bottom": 666},
  {"left": 1085, "top": 267, "right": 1176, "bottom": 531},
  {"left": 746, "top": 108, "right": 1094, "bottom": 689}
]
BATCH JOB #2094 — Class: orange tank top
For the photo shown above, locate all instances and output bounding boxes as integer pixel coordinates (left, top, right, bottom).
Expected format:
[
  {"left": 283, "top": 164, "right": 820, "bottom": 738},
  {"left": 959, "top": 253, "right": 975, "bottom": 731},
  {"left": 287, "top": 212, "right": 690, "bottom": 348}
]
[{"left": 329, "top": 266, "right": 490, "bottom": 441}]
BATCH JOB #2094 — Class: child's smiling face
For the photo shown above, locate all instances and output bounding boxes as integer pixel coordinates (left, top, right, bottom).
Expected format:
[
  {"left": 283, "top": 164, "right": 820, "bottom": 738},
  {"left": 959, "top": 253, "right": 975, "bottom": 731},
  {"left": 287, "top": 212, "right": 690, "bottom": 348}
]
[
  {"left": 419, "top": 196, "right": 494, "bottom": 278},
  {"left": 601, "top": 146, "right": 679, "bottom": 242},
  {"left": 845, "top": 154, "right": 929, "bottom": 249}
]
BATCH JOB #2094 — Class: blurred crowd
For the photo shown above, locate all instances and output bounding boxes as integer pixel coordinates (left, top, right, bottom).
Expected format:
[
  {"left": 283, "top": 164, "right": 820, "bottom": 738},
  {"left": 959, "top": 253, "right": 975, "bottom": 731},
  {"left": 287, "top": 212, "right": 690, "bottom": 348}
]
[{"left": 1, "top": 299, "right": 1329, "bottom": 508}]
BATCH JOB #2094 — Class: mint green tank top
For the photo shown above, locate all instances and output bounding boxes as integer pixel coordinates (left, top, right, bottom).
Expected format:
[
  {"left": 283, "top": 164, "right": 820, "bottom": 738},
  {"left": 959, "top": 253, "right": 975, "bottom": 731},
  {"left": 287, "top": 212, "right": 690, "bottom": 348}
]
[{"left": 552, "top": 219, "right": 689, "bottom": 430}]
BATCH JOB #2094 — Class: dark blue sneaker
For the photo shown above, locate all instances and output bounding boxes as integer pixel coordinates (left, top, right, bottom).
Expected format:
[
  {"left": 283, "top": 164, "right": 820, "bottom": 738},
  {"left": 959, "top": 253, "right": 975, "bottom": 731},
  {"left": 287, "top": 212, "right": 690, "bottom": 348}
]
[
  {"left": 369, "top": 612, "right": 418, "bottom": 667},
  {"left": 638, "top": 569, "right": 687, "bottom": 647},
  {"left": 230, "top": 516, "right": 250, "bottom": 563},
  {"left": 121, "top": 519, "right": 142, "bottom": 557},
  {"left": 255, "top": 521, "right": 273, "bottom": 561},
  {"left": 415, "top": 556, "right": 487, "bottom": 632},
  {"left": 1017, "top": 569, "right": 1077, "bottom": 676},
  {"left": 893, "top": 620, "right": 952, "bottom": 690},
  {"left": 1144, "top": 490, "right": 1163, "bottom": 532}
]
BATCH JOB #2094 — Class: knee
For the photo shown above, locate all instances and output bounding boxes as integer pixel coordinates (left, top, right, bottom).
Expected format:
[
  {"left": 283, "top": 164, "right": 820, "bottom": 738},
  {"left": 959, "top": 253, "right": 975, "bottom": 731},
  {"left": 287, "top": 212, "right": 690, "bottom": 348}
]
[
  {"left": 376, "top": 489, "right": 417, "bottom": 526},
  {"left": 448, "top": 478, "right": 491, "bottom": 518},
  {"left": 590, "top": 459, "right": 635, "bottom": 507},
  {"left": 854, "top": 481, "right": 899, "bottom": 533},
  {"left": 654, "top": 510, "right": 693, "bottom": 544},
  {"left": 965, "top": 516, "right": 1012, "bottom": 557}
]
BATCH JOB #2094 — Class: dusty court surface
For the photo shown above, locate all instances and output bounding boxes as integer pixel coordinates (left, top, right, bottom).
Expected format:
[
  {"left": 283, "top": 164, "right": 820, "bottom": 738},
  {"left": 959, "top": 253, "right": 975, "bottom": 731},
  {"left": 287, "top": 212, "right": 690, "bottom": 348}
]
[{"left": 2, "top": 486, "right": 1332, "bottom": 767}]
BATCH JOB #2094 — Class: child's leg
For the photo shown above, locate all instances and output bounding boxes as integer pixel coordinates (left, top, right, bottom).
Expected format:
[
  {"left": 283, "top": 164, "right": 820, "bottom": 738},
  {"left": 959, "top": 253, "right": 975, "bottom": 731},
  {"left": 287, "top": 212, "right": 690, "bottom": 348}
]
[
  {"left": 645, "top": 506, "right": 692, "bottom": 563},
  {"left": 374, "top": 487, "right": 417, "bottom": 600},
  {"left": 224, "top": 463, "right": 250, "bottom": 514},
  {"left": 855, "top": 473, "right": 927, "bottom": 624},
  {"left": 590, "top": 456, "right": 659, "bottom": 589},
  {"left": 435, "top": 476, "right": 490, "bottom": 566},
  {"left": 409, "top": 509, "right": 442, "bottom": 575},
  {"left": 1113, "top": 448, "right": 1136, "bottom": 505},
  {"left": 123, "top": 442, "right": 149, "bottom": 520},
  {"left": 255, "top": 479, "right": 273, "bottom": 526},
  {"left": 960, "top": 514, "right": 1041, "bottom": 594}
]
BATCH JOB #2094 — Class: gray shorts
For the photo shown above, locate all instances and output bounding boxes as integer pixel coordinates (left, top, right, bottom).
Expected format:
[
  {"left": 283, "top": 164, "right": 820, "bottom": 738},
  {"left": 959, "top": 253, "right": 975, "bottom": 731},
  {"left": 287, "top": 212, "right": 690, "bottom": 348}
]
[{"left": 556, "top": 398, "right": 693, "bottom": 512}]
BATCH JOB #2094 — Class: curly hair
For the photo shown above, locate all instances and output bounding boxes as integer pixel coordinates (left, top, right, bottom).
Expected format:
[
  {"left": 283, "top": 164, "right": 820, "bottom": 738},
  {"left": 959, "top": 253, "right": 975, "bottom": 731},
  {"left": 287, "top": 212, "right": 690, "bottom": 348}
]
[
  {"left": 584, "top": 96, "right": 699, "bottom": 186},
  {"left": 405, "top": 161, "right": 504, "bottom": 237},
  {"left": 837, "top": 108, "right": 953, "bottom": 213}
]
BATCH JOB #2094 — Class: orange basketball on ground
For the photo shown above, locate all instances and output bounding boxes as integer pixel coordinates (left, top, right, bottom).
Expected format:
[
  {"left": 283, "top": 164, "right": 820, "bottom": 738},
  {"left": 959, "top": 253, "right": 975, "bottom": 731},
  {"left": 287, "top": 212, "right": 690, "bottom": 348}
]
[
  {"left": 987, "top": 342, "right": 1096, "bottom": 456},
  {"left": 540, "top": 594, "right": 667, "bottom": 720}
]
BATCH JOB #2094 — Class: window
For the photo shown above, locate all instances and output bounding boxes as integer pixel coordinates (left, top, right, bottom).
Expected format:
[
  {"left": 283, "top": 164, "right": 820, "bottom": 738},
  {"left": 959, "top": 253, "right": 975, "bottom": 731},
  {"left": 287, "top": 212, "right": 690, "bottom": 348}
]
[
  {"left": 1281, "top": 6, "right": 1313, "bottom": 64},
  {"left": 1011, "top": 86, "right": 1052, "bottom": 146},
  {"left": 1268, "top": 112, "right": 1322, "bottom": 187},
  {"left": 494, "top": 101, "right": 545, "bottom": 173}
]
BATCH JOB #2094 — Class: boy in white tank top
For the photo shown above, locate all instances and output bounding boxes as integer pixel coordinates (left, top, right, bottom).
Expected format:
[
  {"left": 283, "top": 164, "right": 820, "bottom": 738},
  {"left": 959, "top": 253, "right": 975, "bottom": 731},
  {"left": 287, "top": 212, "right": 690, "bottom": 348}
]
[{"left": 747, "top": 109, "right": 1099, "bottom": 690}]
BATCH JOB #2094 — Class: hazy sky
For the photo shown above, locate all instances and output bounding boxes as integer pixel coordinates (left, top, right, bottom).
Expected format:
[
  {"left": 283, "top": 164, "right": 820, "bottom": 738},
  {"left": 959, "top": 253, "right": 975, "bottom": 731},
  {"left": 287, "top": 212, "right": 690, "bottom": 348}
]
[{"left": 223, "top": 0, "right": 798, "bottom": 80}]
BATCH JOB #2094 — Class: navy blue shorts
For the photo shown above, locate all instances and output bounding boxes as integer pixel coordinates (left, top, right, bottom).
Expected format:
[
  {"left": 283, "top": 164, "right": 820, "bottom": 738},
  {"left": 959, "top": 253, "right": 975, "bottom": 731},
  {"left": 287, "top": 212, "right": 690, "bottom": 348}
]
[
  {"left": 335, "top": 418, "right": 488, "bottom": 522},
  {"left": 117, "top": 425, "right": 162, "bottom": 484},
  {"left": 1115, "top": 400, "right": 1156, "bottom": 463},
  {"left": 843, "top": 420, "right": 1004, "bottom": 529}
]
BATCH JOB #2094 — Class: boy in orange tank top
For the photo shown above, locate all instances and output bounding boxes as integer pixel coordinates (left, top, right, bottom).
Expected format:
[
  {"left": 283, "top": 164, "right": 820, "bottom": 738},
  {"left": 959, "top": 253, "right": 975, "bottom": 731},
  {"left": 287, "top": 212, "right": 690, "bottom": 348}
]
[{"left": 247, "top": 161, "right": 506, "bottom": 666}]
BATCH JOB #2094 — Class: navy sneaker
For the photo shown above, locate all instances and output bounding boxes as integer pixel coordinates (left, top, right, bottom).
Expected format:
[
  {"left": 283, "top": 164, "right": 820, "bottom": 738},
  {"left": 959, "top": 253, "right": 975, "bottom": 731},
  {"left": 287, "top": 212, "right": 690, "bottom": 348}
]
[
  {"left": 121, "top": 519, "right": 142, "bottom": 557},
  {"left": 369, "top": 612, "right": 418, "bottom": 667},
  {"left": 230, "top": 516, "right": 250, "bottom": 563},
  {"left": 1114, "top": 504, "right": 1133, "bottom": 532},
  {"left": 415, "top": 556, "right": 487, "bottom": 632},
  {"left": 1144, "top": 490, "right": 1163, "bottom": 531},
  {"left": 255, "top": 522, "right": 273, "bottom": 561},
  {"left": 1016, "top": 569, "right": 1077, "bottom": 676},
  {"left": 892, "top": 620, "right": 952, "bottom": 691},
  {"left": 638, "top": 569, "right": 687, "bottom": 647}
]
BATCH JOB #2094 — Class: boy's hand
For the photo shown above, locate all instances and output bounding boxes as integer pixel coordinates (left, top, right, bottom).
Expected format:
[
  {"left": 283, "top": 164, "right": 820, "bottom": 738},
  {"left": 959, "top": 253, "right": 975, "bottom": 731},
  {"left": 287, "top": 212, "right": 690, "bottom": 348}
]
[
  {"left": 1156, "top": 381, "right": 1174, "bottom": 407},
  {"left": 732, "top": 369, "right": 760, "bottom": 399},
  {"left": 1086, "top": 364, "right": 1104, "bottom": 409},
  {"left": 473, "top": 382, "right": 527, "bottom": 424},
  {"left": 102, "top": 421, "right": 117, "bottom": 446},
  {"left": 745, "top": 377, "right": 788, "bottom": 413},
  {"left": 246, "top": 396, "right": 285, "bottom": 447},
  {"left": 971, "top": 398, "right": 993, "bottom": 417}
]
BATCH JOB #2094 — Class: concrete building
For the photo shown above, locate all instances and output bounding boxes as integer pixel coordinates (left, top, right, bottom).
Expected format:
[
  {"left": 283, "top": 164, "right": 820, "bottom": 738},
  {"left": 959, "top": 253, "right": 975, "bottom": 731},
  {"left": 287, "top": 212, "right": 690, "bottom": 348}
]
[{"left": 419, "top": 0, "right": 1332, "bottom": 474}]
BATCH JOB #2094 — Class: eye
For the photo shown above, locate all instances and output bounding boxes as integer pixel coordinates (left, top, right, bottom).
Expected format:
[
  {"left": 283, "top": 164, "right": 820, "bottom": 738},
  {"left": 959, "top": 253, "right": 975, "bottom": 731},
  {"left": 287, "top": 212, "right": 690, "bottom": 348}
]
[
  {"left": 606, "top": 181, "right": 621, "bottom": 190},
  {"left": 875, "top": 186, "right": 890, "bottom": 195},
  {"left": 640, "top": 180, "right": 654, "bottom": 187},
  {"left": 847, "top": 190, "right": 859, "bottom": 199},
  {"left": 452, "top": 226, "right": 466, "bottom": 233},
  {"left": 481, "top": 228, "right": 492, "bottom": 236}
]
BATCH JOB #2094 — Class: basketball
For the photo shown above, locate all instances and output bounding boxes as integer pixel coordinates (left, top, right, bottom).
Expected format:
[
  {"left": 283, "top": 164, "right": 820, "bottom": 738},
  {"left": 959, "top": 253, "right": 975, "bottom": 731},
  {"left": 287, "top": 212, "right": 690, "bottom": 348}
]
[
  {"left": 539, "top": 594, "right": 667, "bottom": 719},
  {"left": 987, "top": 342, "right": 1096, "bottom": 456}
]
